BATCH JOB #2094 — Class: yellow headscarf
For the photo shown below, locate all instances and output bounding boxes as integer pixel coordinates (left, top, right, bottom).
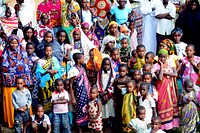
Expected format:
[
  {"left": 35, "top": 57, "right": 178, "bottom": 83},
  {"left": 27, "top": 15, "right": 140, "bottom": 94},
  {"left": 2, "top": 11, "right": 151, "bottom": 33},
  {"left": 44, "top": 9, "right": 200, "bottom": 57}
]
[{"left": 108, "top": 21, "right": 118, "bottom": 28}]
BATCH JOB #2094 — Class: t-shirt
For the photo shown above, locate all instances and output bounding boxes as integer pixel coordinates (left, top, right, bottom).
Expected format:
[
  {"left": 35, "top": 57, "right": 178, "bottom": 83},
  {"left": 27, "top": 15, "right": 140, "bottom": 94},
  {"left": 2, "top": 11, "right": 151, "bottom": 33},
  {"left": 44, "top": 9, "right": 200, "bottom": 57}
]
[
  {"left": 31, "top": 114, "right": 51, "bottom": 125},
  {"left": 129, "top": 118, "right": 148, "bottom": 133},
  {"left": 51, "top": 89, "right": 69, "bottom": 114},
  {"left": 110, "top": 6, "right": 132, "bottom": 25}
]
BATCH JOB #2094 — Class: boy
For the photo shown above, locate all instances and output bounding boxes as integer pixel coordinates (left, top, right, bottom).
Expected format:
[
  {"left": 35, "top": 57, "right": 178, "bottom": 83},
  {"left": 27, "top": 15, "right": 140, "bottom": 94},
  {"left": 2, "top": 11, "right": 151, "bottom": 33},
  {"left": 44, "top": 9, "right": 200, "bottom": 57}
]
[
  {"left": 134, "top": 44, "right": 146, "bottom": 70},
  {"left": 12, "top": 77, "right": 32, "bottom": 133}
]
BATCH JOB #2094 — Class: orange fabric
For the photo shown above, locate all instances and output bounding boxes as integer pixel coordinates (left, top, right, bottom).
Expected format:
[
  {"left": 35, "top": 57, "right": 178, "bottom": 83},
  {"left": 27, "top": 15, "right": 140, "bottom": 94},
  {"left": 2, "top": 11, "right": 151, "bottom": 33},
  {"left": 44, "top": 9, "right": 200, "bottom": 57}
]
[{"left": 86, "top": 48, "right": 102, "bottom": 70}]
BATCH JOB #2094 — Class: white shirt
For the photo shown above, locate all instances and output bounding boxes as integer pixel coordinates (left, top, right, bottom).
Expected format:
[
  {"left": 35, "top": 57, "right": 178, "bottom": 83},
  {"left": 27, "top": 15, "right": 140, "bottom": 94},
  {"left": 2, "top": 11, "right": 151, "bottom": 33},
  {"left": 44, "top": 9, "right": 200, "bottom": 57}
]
[
  {"left": 129, "top": 118, "right": 148, "bottom": 133},
  {"left": 175, "top": 42, "right": 187, "bottom": 59},
  {"left": 147, "top": 128, "right": 166, "bottom": 133},
  {"left": 155, "top": 1, "right": 176, "bottom": 35},
  {"left": 82, "top": 10, "right": 93, "bottom": 27},
  {"left": 31, "top": 114, "right": 51, "bottom": 125}
]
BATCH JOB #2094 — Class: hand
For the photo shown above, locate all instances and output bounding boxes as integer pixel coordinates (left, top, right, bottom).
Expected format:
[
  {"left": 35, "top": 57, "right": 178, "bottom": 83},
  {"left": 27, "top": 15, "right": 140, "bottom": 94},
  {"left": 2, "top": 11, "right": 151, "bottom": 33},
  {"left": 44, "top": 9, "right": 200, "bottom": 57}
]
[
  {"left": 89, "top": 118, "right": 95, "bottom": 123},
  {"left": 189, "top": 58, "right": 195, "bottom": 66},
  {"left": 158, "top": 60, "right": 163, "bottom": 67},
  {"left": 23, "top": 106, "right": 27, "bottom": 111},
  {"left": 71, "top": 98, "right": 76, "bottom": 105},
  {"left": 18, "top": 107, "right": 25, "bottom": 112},
  {"left": 91, "top": 26, "right": 95, "bottom": 33}
]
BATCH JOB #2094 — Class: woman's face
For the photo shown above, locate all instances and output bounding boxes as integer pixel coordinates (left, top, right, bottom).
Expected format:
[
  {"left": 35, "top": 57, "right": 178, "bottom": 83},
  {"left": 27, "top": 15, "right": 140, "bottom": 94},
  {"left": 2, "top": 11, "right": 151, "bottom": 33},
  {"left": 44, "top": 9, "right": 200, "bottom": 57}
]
[
  {"left": 106, "top": 40, "right": 115, "bottom": 49},
  {"left": 45, "top": 33, "right": 53, "bottom": 43},
  {"left": 41, "top": 15, "right": 49, "bottom": 25},
  {"left": 26, "top": 29, "right": 33, "bottom": 38},
  {"left": 190, "top": 2, "right": 197, "bottom": 10},
  {"left": 81, "top": 0, "right": 87, "bottom": 9},
  {"left": 109, "top": 24, "right": 118, "bottom": 35},
  {"left": 10, "top": 39, "right": 19, "bottom": 50},
  {"left": 73, "top": 31, "right": 81, "bottom": 41}
]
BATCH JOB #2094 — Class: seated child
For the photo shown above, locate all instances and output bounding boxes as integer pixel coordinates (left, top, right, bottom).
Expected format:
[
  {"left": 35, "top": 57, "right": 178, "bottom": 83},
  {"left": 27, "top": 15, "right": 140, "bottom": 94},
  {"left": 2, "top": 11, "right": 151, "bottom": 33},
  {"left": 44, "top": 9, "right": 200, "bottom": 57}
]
[
  {"left": 12, "top": 77, "right": 32, "bottom": 133},
  {"left": 147, "top": 117, "right": 166, "bottom": 133},
  {"left": 120, "top": 37, "right": 130, "bottom": 63},
  {"left": 128, "top": 106, "right": 148, "bottom": 133}
]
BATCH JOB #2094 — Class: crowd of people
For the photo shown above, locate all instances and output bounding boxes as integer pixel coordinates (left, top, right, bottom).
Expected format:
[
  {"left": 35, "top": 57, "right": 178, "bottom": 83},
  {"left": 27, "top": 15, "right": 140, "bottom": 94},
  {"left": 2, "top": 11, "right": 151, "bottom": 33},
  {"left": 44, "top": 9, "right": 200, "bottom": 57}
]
[{"left": 0, "top": 0, "right": 200, "bottom": 133}]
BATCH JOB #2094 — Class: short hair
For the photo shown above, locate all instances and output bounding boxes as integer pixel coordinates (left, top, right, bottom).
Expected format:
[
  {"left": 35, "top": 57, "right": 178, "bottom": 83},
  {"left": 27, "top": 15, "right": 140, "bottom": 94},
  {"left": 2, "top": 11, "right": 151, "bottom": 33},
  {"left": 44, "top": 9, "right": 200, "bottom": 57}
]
[
  {"left": 136, "top": 44, "right": 145, "bottom": 50},
  {"left": 110, "top": 47, "right": 119, "bottom": 54},
  {"left": 55, "top": 78, "right": 64, "bottom": 85},
  {"left": 119, "top": 63, "right": 128, "bottom": 70},
  {"left": 26, "top": 42, "right": 35, "bottom": 48},
  {"left": 120, "top": 37, "right": 129, "bottom": 42},
  {"left": 15, "top": 76, "right": 24, "bottom": 82},
  {"left": 145, "top": 51, "right": 155, "bottom": 57},
  {"left": 143, "top": 63, "right": 152, "bottom": 69},
  {"left": 140, "top": 82, "right": 150, "bottom": 90},
  {"left": 184, "top": 79, "right": 193, "bottom": 87},
  {"left": 44, "top": 44, "right": 53, "bottom": 50},
  {"left": 90, "top": 86, "right": 98, "bottom": 92},
  {"left": 136, "top": 106, "right": 145, "bottom": 115},
  {"left": 186, "top": 44, "right": 195, "bottom": 50},
  {"left": 126, "top": 80, "right": 136, "bottom": 86},
  {"left": 133, "top": 69, "right": 141, "bottom": 74},
  {"left": 152, "top": 116, "right": 161, "bottom": 124},
  {"left": 36, "top": 104, "right": 44, "bottom": 110},
  {"left": 142, "top": 72, "right": 152, "bottom": 79},
  {"left": 73, "top": 53, "right": 83, "bottom": 63}
]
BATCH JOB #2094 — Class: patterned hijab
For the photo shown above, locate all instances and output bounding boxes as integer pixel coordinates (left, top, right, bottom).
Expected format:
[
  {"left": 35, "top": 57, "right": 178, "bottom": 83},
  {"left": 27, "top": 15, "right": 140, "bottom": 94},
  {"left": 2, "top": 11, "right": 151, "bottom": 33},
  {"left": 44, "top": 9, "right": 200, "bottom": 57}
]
[{"left": 160, "top": 39, "right": 175, "bottom": 55}]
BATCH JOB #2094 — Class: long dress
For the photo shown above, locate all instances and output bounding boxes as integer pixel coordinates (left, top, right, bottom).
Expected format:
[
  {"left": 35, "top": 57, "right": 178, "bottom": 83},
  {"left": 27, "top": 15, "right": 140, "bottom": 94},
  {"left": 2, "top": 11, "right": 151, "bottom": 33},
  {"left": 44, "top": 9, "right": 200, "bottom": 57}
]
[{"left": 140, "top": 0, "right": 158, "bottom": 54}]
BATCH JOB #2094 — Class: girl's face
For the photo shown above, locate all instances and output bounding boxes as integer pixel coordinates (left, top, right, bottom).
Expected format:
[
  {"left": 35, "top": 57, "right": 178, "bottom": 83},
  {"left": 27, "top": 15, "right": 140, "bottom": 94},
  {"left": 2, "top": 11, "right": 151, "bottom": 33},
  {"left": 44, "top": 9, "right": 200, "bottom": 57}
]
[
  {"left": 145, "top": 54, "right": 154, "bottom": 64},
  {"left": 10, "top": 39, "right": 19, "bottom": 50},
  {"left": 158, "top": 54, "right": 167, "bottom": 64},
  {"left": 82, "top": 26, "right": 90, "bottom": 34},
  {"left": 133, "top": 71, "right": 141, "bottom": 81},
  {"left": 89, "top": 50, "right": 94, "bottom": 60},
  {"left": 143, "top": 75, "right": 152, "bottom": 84},
  {"left": 58, "top": 32, "right": 66, "bottom": 44},
  {"left": 173, "top": 32, "right": 182, "bottom": 43},
  {"left": 41, "top": 15, "right": 49, "bottom": 25},
  {"left": 119, "top": 67, "right": 127, "bottom": 77},
  {"left": 121, "top": 39, "right": 128, "bottom": 48},
  {"left": 186, "top": 46, "right": 195, "bottom": 58},
  {"left": 190, "top": 2, "right": 197, "bottom": 10},
  {"left": 106, "top": 40, "right": 115, "bottom": 49},
  {"left": 44, "top": 47, "right": 52, "bottom": 58},
  {"left": 129, "top": 22, "right": 135, "bottom": 30},
  {"left": 26, "top": 29, "right": 33, "bottom": 38},
  {"left": 140, "top": 86, "right": 149, "bottom": 96},
  {"left": 111, "top": 50, "right": 120, "bottom": 62},
  {"left": 5, "top": 9, "right": 11, "bottom": 18},
  {"left": 159, "top": 43, "right": 168, "bottom": 51},
  {"left": 73, "top": 31, "right": 81, "bottom": 41},
  {"left": 55, "top": 81, "right": 64, "bottom": 92},
  {"left": 126, "top": 82, "right": 135, "bottom": 93},
  {"left": 103, "top": 60, "right": 111, "bottom": 71},
  {"left": 90, "top": 89, "right": 98, "bottom": 100},
  {"left": 109, "top": 24, "right": 118, "bottom": 35},
  {"left": 138, "top": 110, "right": 146, "bottom": 121},
  {"left": 78, "top": 54, "right": 85, "bottom": 65},
  {"left": 45, "top": 33, "right": 53, "bottom": 43}
]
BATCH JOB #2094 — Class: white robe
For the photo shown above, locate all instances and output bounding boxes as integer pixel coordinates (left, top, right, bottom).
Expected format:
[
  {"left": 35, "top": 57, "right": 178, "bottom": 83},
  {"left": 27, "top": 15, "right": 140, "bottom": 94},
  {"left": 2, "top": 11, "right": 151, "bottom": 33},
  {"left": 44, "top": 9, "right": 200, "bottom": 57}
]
[
  {"left": 0, "top": 0, "right": 5, "bottom": 17},
  {"left": 140, "top": 0, "right": 159, "bottom": 54}
]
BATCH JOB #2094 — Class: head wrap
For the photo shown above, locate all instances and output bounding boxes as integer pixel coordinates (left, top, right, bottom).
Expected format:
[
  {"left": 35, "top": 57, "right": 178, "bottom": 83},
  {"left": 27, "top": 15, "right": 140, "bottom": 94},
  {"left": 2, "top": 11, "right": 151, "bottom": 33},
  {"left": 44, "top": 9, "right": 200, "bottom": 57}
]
[
  {"left": 7, "top": 34, "right": 20, "bottom": 46},
  {"left": 81, "top": 22, "right": 90, "bottom": 28},
  {"left": 171, "top": 27, "right": 183, "bottom": 36},
  {"left": 158, "top": 49, "right": 168, "bottom": 56},
  {"left": 160, "top": 39, "right": 175, "bottom": 55},
  {"left": 73, "top": 27, "right": 81, "bottom": 34},
  {"left": 120, "top": 25, "right": 129, "bottom": 33},
  {"left": 101, "top": 35, "right": 116, "bottom": 52},
  {"left": 108, "top": 21, "right": 118, "bottom": 28}
]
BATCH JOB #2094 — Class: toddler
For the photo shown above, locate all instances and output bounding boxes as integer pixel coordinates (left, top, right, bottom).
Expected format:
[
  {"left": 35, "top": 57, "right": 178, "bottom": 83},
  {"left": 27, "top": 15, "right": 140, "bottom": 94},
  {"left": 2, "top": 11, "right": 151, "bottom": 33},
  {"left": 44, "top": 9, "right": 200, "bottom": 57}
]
[
  {"left": 120, "top": 37, "right": 130, "bottom": 63},
  {"left": 147, "top": 117, "right": 166, "bottom": 133}
]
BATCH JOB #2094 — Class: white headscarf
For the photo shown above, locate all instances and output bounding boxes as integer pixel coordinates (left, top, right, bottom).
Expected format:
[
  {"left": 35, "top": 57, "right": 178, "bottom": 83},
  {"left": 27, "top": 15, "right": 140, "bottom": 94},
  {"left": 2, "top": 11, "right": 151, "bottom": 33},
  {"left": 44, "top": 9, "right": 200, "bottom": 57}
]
[{"left": 100, "top": 35, "right": 116, "bottom": 53}]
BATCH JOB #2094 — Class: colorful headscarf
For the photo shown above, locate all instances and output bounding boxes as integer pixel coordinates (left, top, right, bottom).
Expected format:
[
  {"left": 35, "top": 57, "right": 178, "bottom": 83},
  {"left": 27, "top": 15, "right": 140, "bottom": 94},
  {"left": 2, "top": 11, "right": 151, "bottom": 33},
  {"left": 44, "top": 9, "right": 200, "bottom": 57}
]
[
  {"left": 108, "top": 21, "right": 118, "bottom": 28},
  {"left": 81, "top": 22, "right": 90, "bottom": 28},
  {"left": 160, "top": 39, "right": 175, "bottom": 55},
  {"left": 171, "top": 27, "right": 183, "bottom": 36},
  {"left": 158, "top": 49, "right": 168, "bottom": 56},
  {"left": 120, "top": 25, "right": 129, "bottom": 33}
]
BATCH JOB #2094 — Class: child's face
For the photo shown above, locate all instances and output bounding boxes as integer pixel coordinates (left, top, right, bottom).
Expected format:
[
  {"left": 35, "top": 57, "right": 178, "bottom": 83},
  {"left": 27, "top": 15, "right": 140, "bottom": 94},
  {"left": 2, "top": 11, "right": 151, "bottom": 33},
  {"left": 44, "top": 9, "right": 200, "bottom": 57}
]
[
  {"left": 158, "top": 54, "right": 167, "bottom": 64},
  {"left": 58, "top": 32, "right": 66, "bottom": 44},
  {"left": 26, "top": 45, "right": 35, "bottom": 55},
  {"left": 109, "top": 24, "right": 118, "bottom": 35},
  {"left": 36, "top": 107, "right": 44, "bottom": 119},
  {"left": 133, "top": 71, "right": 141, "bottom": 81},
  {"left": 121, "top": 39, "right": 128, "bottom": 48},
  {"left": 152, "top": 119, "right": 161, "bottom": 131},
  {"left": 64, "top": 80, "right": 70, "bottom": 91},
  {"left": 5, "top": 9, "right": 11, "bottom": 18},
  {"left": 119, "top": 67, "right": 127, "bottom": 77},
  {"left": 82, "top": 26, "right": 90, "bottom": 34},
  {"left": 143, "top": 75, "right": 152, "bottom": 84},
  {"left": 56, "top": 81, "right": 64, "bottom": 92},
  {"left": 122, "top": 30, "right": 129, "bottom": 36},
  {"left": 90, "top": 88, "right": 98, "bottom": 100},
  {"left": 44, "top": 47, "right": 52, "bottom": 58},
  {"left": 26, "top": 29, "right": 33, "bottom": 38},
  {"left": 78, "top": 54, "right": 85, "bottom": 65},
  {"left": 126, "top": 82, "right": 135, "bottom": 93},
  {"left": 89, "top": 50, "right": 94, "bottom": 60},
  {"left": 145, "top": 54, "right": 154, "bottom": 64},
  {"left": 106, "top": 40, "right": 115, "bottom": 49},
  {"left": 45, "top": 33, "right": 53, "bottom": 43},
  {"left": 143, "top": 66, "right": 151, "bottom": 73},
  {"left": 71, "top": 13, "right": 76, "bottom": 19},
  {"left": 103, "top": 60, "right": 111, "bottom": 71},
  {"left": 185, "top": 46, "right": 195, "bottom": 58},
  {"left": 138, "top": 110, "right": 146, "bottom": 121},
  {"left": 185, "top": 83, "right": 193, "bottom": 92},
  {"left": 73, "top": 31, "right": 81, "bottom": 41},
  {"left": 132, "top": 50, "right": 137, "bottom": 57},
  {"left": 137, "top": 47, "right": 146, "bottom": 58},
  {"left": 16, "top": 79, "right": 24, "bottom": 90},
  {"left": 159, "top": 43, "right": 168, "bottom": 51},
  {"left": 111, "top": 50, "right": 120, "bottom": 62},
  {"left": 41, "top": 14, "right": 49, "bottom": 25},
  {"left": 129, "top": 22, "right": 135, "bottom": 30},
  {"left": 173, "top": 32, "right": 182, "bottom": 43},
  {"left": 10, "top": 39, "right": 19, "bottom": 50},
  {"left": 140, "top": 86, "right": 149, "bottom": 96}
]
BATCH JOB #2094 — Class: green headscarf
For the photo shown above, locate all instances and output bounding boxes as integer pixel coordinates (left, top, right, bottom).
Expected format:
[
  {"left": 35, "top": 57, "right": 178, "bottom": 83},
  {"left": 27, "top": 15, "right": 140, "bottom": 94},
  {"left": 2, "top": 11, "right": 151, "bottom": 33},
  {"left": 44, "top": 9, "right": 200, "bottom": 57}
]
[{"left": 158, "top": 49, "right": 168, "bottom": 56}]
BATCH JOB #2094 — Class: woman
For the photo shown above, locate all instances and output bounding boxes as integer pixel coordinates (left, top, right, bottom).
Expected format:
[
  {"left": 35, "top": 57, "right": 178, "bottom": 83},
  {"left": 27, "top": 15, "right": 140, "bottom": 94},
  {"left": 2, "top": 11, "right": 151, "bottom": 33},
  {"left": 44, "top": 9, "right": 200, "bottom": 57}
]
[
  {"left": 100, "top": 35, "right": 116, "bottom": 58},
  {"left": 0, "top": 6, "right": 18, "bottom": 36},
  {"left": 176, "top": 0, "right": 200, "bottom": 56},
  {"left": 34, "top": 13, "right": 53, "bottom": 43},
  {"left": 1, "top": 35, "right": 32, "bottom": 128}
]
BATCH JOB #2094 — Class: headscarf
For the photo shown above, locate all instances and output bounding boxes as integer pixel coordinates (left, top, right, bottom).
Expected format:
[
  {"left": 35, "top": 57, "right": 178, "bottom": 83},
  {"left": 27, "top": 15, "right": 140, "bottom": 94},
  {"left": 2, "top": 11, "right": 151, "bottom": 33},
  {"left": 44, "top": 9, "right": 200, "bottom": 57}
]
[
  {"left": 160, "top": 39, "right": 175, "bottom": 55},
  {"left": 81, "top": 21, "right": 90, "bottom": 27},
  {"left": 101, "top": 35, "right": 116, "bottom": 53},
  {"left": 158, "top": 49, "right": 168, "bottom": 56},
  {"left": 171, "top": 27, "right": 183, "bottom": 36},
  {"left": 120, "top": 25, "right": 129, "bottom": 33},
  {"left": 108, "top": 21, "right": 118, "bottom": 28}
]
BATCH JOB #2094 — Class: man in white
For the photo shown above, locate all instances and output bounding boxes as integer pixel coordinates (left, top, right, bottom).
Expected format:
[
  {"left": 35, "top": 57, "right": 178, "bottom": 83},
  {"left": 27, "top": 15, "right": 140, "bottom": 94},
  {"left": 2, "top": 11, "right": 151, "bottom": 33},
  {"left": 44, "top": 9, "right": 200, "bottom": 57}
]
[
  {"left": 140, "top": 0, "right": 160, "bottom": 54},
  {"left": 155, "top": 0, "right": 176, "bottom": 52}
]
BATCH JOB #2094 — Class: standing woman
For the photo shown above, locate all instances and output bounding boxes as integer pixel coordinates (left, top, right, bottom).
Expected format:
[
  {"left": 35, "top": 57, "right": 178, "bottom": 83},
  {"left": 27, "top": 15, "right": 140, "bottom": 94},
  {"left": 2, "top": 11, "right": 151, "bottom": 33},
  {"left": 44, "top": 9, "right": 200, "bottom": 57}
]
[{"left": 1, "top": 35, "right": 32, "bottom": 128}]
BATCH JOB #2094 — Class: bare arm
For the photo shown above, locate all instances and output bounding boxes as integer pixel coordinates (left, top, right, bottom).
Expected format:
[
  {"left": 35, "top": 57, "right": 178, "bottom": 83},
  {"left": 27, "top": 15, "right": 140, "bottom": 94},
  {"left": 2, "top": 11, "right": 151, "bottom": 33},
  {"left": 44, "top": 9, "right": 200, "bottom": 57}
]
[
  {"left": 70, "top": 77, "right": 76, "bottom": 105},
  {"left": 94, "top": 100, "right": 102, "bottom": 120},
  {"left": 152, "top": 107, "right": 157, "bottom": 117},
  {"left": 165, "top": 14, "right": 174, "bottom": 19},
  {"left": 155, "top": 13, "right": 169, "bottom": 19},
  {"left": 53, "top": 97, "right": 68, "bottom": 104},
  {"left": 47, "top": 125, "right": 51, "bottom": 133},
  {"left": 163, "top": 68, "right": 178, "bottom": 77},
  {"left": 158, "top": 64, "right": 164, "bottom": 81}
]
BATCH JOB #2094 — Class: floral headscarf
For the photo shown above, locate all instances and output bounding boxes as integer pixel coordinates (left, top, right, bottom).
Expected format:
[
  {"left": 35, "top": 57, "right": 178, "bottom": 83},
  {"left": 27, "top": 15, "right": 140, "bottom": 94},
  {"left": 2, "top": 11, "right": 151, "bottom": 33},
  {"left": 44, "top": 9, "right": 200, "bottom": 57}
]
[{"left": 160, "top": 39, "right": 175, "bottom": 55}]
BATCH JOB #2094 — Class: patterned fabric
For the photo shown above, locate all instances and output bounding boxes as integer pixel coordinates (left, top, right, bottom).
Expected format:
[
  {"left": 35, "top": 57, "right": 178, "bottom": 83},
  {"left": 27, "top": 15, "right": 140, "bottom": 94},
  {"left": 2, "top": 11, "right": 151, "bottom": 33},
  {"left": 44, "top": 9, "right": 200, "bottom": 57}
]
[
  {"left": 134, "top": 57, "right": 145, "bottom": 70},
  {"left": 120, "top": 47, "right": 130, "bottom": 63},
  {"left": 160, "top": 39, "right": 175, "bottom": 55},
  {"left": 88, "top": 99, "right": 103, "bottom": 131}
]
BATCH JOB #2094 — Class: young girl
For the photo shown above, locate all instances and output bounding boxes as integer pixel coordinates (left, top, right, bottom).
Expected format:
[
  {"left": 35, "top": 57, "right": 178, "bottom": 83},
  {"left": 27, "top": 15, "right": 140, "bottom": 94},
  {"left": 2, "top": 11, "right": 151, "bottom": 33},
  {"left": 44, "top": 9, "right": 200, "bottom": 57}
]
[
  {"left": 111, "top": 48, "right": 121, "bottom": 77},
  {"left": 179, "top": 79, "right": 199, "bottom": 133},
  {"left": 147, "top": 117, "right": 166, "bottom": 133},
  {"left": 171, "top": 27, "right": 187, "bottom": 59},
  {"left": 121, "top": 80, "right": 137, "bottom": 132},
  {"left": 139, "top": 82, "right": 156, "bottom": 125},
  {"left": 36, "top": 44, "right": 62, "bottom": 113},
  {"left": 114, "top": 64, "right": 131, "bottom": 132},
  {"left": 129, "top": 20, "right": 138, "bottom": 51},
  {"left": 88, "top": 87, "right": 103, "bottom": 133},
  {"left": 128, "top": 106, "right": 148, "bottom": 133},
  {"left": 154, "top": 49, "right": 179, "bottom": 130},
  {"left": 68, "top": 52, "right": 90, "bottom": 133},
  {"left": 100, "top": 35, "right": 116, "bottom": 58},
  {"left": 96, "top": 58, "right": 115, "bottom": 132},
  {"left": 108, "top": 21, "right": 121, "bottom": 48}
]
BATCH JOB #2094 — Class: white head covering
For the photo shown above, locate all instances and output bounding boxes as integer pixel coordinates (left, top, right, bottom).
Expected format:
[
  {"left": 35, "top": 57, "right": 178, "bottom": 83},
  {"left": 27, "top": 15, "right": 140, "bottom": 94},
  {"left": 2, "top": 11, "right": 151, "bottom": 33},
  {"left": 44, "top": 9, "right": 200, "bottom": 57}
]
[{"left": 100, "top": 35, "right": 116, "bottom": 53}]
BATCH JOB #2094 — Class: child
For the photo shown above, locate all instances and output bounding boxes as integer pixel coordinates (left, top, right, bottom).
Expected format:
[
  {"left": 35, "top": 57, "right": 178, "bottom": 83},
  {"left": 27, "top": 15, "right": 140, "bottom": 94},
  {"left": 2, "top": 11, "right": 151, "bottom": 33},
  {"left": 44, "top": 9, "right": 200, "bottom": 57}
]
[
  {"left": 142, "top": 63, "right": 157, "bottom": 85},
  {"left": 114, "top": 64, "right": 131, "bottom": 132},
  {"left": 120, "top": 37, "right": 130, "bottom": 63},
  {"left": 24, "top": 104, "right": 51, "bottom": 133},
  {"left": 139, "top": 82, "right": 156, "bottom": 125},
  {"left": 120, "top": 25, "right": 129, "bottom": 37},
  {"left": 128, "top": 106, "right": 148, "bottom": 133},
  {"left": 51, "top": 78, "right": 71, "bottom": 133},
  {"left": 179, "top": 79, "right": 199, "bottom": 133},
  {"left": 134, "top": 44, "right": 146, "bottom": 70},
  {"left": 133, "top": 69, "right": 142, "bottom": 95},
  {"left": 108, "top": 21, "right": 120, "bottom": 48},
  {"left": 171, "top": 27, "right": 187, "bottom": 59},
  {"left": 96, "top": 58, "right": 115, "bottom": 131},
  {"left": 129, "top": 20, "right": 138, "bottom": 51},
  {"left": 88, "top": 87, "right": 103, "bottom": 133},
  {"left": 142, "top": 72, "right": 158, "bottom": 101},
  {"left": 147, "top": 117, "right": 166, "bottom": 133},
  {"left": 121, "top": 80, "right": 137, "bottom": 132},
  {"left": 128, "top": 50, "right": 137, "bottom": 76},
  {"left": 111, "top": 48, "right": 121, "bottom": 77},
  {"left": 145, "top": 52, "right": 155, "bottom": 67},
  {"left": 12, "top": 77, "right": 32, "bottom": 133}
]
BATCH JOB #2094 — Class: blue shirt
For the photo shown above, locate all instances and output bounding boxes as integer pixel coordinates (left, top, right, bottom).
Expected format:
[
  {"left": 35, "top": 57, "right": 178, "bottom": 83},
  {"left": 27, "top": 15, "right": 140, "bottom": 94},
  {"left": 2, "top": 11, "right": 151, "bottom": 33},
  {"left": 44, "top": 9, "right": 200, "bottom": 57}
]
[{"left": 110, "top": 6, "right": 132, "bottom": 25}]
